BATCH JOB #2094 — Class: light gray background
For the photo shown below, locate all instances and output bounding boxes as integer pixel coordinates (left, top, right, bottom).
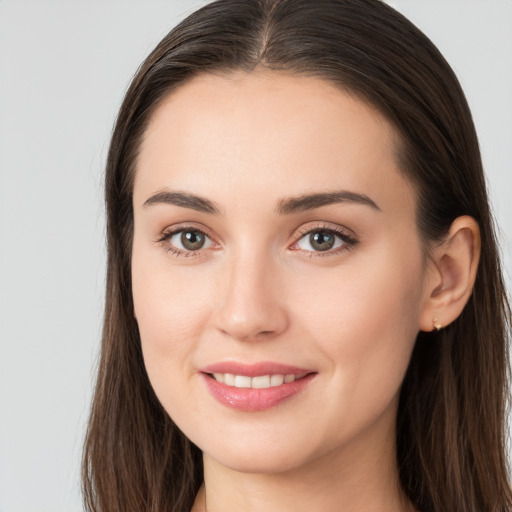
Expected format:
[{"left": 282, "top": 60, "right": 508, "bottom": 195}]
[{"left": 1, "top": 1, "right": 511, "bottom": 510}]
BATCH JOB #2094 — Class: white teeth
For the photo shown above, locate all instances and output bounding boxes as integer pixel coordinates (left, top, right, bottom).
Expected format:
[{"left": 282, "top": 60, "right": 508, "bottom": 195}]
[
  {"left": 212, "top": 373, "right": 301, "bottom": 388},
  {"left": 224, "top": 373, "right": 236, "bottom": 386},
  {"left": 234, "top": 375, "right": 252, "bottom": 388},
  {"left": 270, "top": 374, "right": 284, "bottom": 387},
  {"left": 252, "top": 375, "right": 271, "bottom": 388}
]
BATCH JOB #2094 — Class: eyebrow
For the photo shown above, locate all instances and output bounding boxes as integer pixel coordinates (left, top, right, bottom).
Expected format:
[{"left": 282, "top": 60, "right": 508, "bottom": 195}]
[
  {"left": 142, "top": 190, "right": 222, "bottom": 215},
  {"left": 142, "top": 188, "right": 381, "bottom": 215},
  {"left": 276, "top": 190, "right": 381, "bottom": 214}
]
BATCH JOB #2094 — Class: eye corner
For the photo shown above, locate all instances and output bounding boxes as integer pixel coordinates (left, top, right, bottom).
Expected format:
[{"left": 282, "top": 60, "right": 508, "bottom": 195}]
[
  {"left": 289, "top": 222, "right": 359, "bottom": 257},
  {"left": 155, "top": 224, "right": 220, "bottom": 258}
]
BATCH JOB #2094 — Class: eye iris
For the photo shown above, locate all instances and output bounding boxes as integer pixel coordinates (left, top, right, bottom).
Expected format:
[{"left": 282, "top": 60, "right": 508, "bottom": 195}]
[
  {"left": 310, "top": 231, "right": 335, "bottom": 251},
  {"left": 181, "top": 231, "right": 205, "bottom": 250}
]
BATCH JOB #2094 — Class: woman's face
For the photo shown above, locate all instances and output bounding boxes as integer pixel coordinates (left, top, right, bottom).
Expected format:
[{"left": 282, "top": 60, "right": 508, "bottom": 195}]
[{"left": 131, "top": 71, "right": 431, "bottom": 474}]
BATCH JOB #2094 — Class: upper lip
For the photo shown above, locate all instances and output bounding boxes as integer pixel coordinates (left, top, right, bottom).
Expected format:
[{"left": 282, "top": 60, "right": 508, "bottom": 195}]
[{"left": 200, "top": 361, "right": 315, "bottom": 377}]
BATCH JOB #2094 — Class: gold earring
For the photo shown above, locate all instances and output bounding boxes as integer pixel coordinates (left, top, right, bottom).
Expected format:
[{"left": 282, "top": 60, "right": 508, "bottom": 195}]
[{"left": 433, "top": 318, "right": 442, "bottom": 331}]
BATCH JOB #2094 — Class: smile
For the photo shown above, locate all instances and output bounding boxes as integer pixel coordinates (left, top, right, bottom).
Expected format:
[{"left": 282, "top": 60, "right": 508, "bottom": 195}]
[
  {"left": 210, "top": 372, "right": 308, "bottom": 389},
  {"left": 200, "top": 362, "right": 316, "bottom": 411}
]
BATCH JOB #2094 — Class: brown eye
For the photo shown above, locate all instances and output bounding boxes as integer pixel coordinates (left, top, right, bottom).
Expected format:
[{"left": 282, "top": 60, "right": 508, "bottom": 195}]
[
  {"left": 163, "top": 228, "right": 215, "bottom": 254},
  {"left": 293, "top": 227, "right": 356, "bottom": 255},
  {"left": 181, "top": 230, "right": 205, "bottom": 250},
  {"left": 309, "top": 232, "right": 335, "bottom": 251}
]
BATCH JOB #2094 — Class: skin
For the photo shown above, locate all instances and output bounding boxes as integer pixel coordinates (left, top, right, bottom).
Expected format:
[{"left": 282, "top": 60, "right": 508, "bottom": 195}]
[{"left": 131, "top": 70, "right": 480, "bottom": 512}]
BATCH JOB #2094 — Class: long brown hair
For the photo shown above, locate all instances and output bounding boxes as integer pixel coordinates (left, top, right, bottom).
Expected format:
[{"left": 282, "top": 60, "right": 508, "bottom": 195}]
[{"left": 82, "top": 1, "right": 512, "bottom": 511}]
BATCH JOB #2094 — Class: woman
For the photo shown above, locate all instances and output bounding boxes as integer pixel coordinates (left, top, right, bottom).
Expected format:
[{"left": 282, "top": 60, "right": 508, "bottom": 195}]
[{"left": 81, "top": 0, "right": 512, "bottom": 511}]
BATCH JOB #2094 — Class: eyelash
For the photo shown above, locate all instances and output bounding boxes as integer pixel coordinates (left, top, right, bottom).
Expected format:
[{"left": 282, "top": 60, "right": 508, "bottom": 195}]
[
  {"left": 290, "top": 224, "right": 359, "bottom": 257},
  {"left": 156, "top": 223, "right": 359, "bottom": 258},
  {"left": 155, "top": 224, "right": 216, "bottom": 258}
]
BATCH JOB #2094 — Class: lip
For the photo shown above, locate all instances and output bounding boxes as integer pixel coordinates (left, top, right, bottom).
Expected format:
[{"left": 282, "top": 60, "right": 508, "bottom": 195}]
[
  {"left": 201, "top": 361, "right": 313, "bottom": 377},
  {"left": 200, "top": 361, "right": 316, "bottom": 412}
]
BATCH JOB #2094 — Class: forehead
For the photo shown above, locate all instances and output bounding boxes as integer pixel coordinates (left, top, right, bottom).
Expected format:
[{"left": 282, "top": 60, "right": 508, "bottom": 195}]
[{"left": 134, "top": 70, "right": 413, "bottom": 215}]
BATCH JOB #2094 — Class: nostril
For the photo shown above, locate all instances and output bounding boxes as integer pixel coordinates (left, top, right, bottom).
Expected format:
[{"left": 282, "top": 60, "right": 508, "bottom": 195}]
[{"left": 213, "top": 283, "right": 290, "bottom": 341}]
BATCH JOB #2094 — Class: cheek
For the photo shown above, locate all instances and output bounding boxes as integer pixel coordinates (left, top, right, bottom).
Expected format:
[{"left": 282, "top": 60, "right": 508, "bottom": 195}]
[
  {"left": 131, "top": 249, "right": 215, "bottom": 408},
  {"left": 133, "top": 243, "right": 214, "bottom": 342},
  {"left": 292, "top": 247, "right": 424, "bottom": 407},
  {"left": 296, "top": 251, "right": 421, "bottom": 334}
]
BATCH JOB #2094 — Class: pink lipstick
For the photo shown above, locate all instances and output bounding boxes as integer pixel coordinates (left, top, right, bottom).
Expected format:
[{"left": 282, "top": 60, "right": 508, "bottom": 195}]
[{"left": 200, "top": 361, "right": 316, "bottom": 412}]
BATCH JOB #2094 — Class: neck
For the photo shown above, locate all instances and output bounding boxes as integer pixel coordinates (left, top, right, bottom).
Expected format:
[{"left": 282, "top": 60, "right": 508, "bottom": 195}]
[{"left": 191, "top": 409, "right": 415, "bottom": 512}]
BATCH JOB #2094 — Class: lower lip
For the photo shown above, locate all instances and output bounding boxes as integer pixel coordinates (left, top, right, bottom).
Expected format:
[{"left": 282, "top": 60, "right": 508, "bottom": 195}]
[{"left": 201, "top": 373, "right": 316, "bottom": 412}]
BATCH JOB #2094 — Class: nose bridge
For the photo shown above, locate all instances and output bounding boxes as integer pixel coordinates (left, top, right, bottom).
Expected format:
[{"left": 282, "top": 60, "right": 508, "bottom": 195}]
[{"left": 214, "top": 242, "right": 288, "bottom": 341}]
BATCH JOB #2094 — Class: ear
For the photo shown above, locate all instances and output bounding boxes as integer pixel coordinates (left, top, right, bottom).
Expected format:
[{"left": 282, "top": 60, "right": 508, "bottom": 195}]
[{"left": 419, "top": 216, "right": 481, "bottom": 332}]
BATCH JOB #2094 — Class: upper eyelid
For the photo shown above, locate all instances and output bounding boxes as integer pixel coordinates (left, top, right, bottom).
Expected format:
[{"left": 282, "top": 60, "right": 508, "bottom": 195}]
[
  {"left": 290, "top": 223, "right": 359, "bottom": 253},
  {"left": 292, "top": 222, "right": 355, "bottom": 240},
  {"left": 156, "top": 221, "right": 357, "bottom": 250},
  {"left": 157, "top": 223, "right": 217, "bottom": 242},
  {"left": 157, "top": 222, "right": 350, "bottom": 237},
  {"left": 156, "top": 226, "right": 218, "bottom": 257}
]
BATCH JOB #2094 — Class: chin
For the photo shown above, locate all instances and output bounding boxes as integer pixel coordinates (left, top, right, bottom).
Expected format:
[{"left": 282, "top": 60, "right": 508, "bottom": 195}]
[
  {"left": 209, "top": 452, "right": 305, "bottom": 475},
  {"left": 200, "top": 435, "right": 317, "bottom": 475}
]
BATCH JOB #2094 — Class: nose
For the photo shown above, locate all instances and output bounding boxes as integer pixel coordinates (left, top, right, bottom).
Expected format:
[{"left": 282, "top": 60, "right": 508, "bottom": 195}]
[{"left": 212, "top": 249, "right": 289, "bottom": 342}]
